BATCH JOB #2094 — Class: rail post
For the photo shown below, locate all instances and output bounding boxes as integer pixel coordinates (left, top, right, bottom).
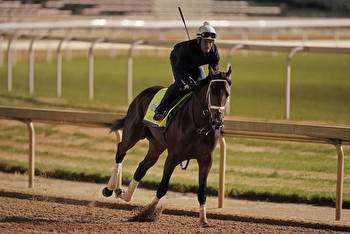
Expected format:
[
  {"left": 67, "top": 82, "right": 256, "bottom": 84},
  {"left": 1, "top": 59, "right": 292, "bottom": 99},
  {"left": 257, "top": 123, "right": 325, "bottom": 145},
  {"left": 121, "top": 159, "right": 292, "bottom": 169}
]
[
  {"left": 218, "top": 134, "right": 227, "bottom": 208},
  {"left": 7, "top": 32, "right": 19, "bottom": 92},
  {"left": 127, "top": 40, "right": 143, "bottom": 105},
  {"left": 335, "top": 141, "right": 345, "bottom": 221},
  {"left": 56, "top": 37, "right": 71, "bottom": 97},
  {"left": 285, "top": 47, "right": 303, "bottom": 119},
  {"left": 88, "top": 38, "right": 103, "bottom": 100},
  {"left": 25, "top": 121, "right": 35, "bottom": 188}
]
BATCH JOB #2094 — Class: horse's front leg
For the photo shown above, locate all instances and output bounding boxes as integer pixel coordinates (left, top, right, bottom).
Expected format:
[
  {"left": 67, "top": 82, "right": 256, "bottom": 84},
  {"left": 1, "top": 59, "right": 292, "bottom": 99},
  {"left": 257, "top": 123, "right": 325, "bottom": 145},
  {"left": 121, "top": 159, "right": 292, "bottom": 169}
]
[
  {"left": 197, "top": 154, "right": 213, "bottom": 227},
  {"left": 134, "top": 154, "right": 178, "bottom": 221}
]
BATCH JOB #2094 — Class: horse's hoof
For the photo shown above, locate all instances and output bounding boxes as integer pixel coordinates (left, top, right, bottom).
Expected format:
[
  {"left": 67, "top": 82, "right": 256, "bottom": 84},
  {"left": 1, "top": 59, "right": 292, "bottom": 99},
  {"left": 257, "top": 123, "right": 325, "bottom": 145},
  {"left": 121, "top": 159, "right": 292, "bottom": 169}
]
[
  {"left": 114, "top": 188, "right": 123, "bottom": 197},
  {"left": 102, "top": 187, "right": 113, "bottom": 197}
]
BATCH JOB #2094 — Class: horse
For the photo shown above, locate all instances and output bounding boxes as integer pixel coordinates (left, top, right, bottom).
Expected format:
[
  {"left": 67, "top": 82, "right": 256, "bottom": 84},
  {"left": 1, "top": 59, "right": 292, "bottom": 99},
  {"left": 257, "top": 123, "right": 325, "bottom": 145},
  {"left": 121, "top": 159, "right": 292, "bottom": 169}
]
[{"left": 102, "top": 66, "right": 232, "bottom": 226}]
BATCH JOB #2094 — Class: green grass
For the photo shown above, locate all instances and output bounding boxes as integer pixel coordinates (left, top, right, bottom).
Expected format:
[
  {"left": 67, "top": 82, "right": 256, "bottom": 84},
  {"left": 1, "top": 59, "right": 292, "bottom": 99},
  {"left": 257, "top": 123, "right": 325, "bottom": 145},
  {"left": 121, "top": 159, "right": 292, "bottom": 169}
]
[
  {"left": 229, "top": 52, "right": 350, "bottom": 124},
  {"left": 0, "top": 51, "right": 350, "bottom": 206},
  {"left": 1, "top": 52, "right": 350, "bottom": 123}
]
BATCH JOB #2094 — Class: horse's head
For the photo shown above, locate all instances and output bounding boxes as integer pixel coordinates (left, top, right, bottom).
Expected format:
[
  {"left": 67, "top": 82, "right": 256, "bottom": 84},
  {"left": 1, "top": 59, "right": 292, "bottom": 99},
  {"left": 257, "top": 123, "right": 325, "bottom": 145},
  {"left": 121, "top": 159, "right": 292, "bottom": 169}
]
[{"left": 202, "top": 66, "right": 232, "bottom": 130}]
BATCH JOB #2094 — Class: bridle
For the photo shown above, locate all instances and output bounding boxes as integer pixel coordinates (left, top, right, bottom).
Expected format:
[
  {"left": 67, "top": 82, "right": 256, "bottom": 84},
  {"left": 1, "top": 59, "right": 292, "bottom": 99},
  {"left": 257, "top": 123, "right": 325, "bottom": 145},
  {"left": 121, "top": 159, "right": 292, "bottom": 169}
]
[
  {"left": 206, "top": 79, "right": 229, "bottom": 112},
  {"left": 196, "top": 78, "right": 230, "bottom": 135},
  {"left": 206, "top": 79, "right": 230, "bottom": 129}
]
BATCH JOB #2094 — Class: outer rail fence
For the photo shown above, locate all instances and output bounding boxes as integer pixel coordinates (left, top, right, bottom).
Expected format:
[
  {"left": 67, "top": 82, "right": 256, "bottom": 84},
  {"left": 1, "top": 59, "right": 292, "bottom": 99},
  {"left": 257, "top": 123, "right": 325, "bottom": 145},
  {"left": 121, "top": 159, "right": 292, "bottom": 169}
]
[
  {"left": 2, "top": 18, "right": 350, "bottom": 31},
  {"left": 0, "top": 106, "right": 349, "bottom": 221},
  {"left": 1, "top": 32, "right": 350, "bottom": 118}
]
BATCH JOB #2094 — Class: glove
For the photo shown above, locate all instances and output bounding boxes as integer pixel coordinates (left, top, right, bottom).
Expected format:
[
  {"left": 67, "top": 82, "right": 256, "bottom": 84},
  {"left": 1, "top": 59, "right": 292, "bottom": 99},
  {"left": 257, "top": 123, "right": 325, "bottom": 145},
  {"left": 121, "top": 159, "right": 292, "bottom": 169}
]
[
  {"left": 181, "top": 77, "right": 197, "bottom": 91},
  {"left": 187, "top": 77, "right": 197, "bottom": 90}
]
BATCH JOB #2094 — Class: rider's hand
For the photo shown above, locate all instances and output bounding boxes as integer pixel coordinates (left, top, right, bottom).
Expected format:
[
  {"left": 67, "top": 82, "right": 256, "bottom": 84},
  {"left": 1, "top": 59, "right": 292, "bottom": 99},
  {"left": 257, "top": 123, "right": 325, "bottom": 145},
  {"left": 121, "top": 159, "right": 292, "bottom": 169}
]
[
  {"left": 187, "top": 77, "right": 197, "bottom": 90},
  {"left": 181, "top": 77, "right": 197, "bottom": 91}
]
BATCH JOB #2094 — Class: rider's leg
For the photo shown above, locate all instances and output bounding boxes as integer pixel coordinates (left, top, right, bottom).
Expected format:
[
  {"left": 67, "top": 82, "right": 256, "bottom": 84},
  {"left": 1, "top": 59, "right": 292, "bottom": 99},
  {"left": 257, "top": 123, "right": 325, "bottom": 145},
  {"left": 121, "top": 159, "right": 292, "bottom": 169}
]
[{"left": 153, "top": 81, "right": 182, "bottom": 121}]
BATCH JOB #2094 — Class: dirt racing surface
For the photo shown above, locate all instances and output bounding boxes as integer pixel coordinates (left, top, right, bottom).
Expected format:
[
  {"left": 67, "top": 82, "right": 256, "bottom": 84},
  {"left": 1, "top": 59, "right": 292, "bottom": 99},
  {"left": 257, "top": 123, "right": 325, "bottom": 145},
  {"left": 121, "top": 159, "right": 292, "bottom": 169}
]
[{"left": 0, "top": 195, "right": 348, "bottom": 234}]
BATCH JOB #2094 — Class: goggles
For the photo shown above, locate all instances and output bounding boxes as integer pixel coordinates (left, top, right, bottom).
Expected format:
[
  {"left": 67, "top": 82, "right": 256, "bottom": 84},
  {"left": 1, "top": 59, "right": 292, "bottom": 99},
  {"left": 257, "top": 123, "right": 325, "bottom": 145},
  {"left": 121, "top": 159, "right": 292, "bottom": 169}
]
[{"left": 200, "top": 32, "right": 216, "bottom": 39}]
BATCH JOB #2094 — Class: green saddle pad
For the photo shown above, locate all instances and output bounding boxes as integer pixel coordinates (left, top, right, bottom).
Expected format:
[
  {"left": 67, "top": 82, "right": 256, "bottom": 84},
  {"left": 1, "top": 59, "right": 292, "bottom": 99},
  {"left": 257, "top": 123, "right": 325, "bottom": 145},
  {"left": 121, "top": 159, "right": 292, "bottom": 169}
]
[{"left": 143, "top": 88, "right": 192, "bottom": 128}]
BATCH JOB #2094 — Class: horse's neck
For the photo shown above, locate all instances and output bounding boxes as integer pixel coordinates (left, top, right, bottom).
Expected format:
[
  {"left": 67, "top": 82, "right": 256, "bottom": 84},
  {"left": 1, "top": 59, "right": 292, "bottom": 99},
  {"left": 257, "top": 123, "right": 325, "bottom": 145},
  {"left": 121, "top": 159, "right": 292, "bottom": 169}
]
[{"left": 190, "top": 83, "right": 210, "bottom": 127}]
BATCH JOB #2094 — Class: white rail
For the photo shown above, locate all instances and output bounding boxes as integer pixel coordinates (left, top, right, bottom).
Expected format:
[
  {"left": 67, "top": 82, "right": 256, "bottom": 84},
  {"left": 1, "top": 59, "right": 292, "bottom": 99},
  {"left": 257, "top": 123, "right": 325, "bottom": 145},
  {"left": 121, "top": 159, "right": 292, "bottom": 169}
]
[{"left": 1, "top": 19, "right": 350, "bottom": 30}]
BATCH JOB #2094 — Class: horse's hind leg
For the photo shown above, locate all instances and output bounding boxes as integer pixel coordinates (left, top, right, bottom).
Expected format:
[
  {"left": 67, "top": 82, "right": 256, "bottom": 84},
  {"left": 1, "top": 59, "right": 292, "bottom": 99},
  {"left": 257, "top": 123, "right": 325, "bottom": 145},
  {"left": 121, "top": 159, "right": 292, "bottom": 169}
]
[
  {"left": 103, "top": 123, "right": 145, "bottom": 197},
  {"left": 115, "top": 121, "right": 147, "bottom": 163},
  {"left": 117, "top": 141, "right": 165, "bottom": 202}
]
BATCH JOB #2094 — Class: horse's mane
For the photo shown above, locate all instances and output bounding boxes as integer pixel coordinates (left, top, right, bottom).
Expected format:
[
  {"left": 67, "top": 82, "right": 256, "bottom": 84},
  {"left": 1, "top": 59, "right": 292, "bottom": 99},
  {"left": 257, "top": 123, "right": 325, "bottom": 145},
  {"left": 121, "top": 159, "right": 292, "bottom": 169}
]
[{"left": 197, "top": 75, "right": 212, "bottom": 87}]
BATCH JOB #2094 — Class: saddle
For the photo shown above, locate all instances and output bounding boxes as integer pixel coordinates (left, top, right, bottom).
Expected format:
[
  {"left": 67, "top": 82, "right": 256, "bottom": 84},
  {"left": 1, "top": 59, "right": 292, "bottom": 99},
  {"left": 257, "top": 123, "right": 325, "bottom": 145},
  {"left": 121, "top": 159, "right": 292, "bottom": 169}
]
[{"left": 143, "top": 88, "right": 193, "bottom": 128}]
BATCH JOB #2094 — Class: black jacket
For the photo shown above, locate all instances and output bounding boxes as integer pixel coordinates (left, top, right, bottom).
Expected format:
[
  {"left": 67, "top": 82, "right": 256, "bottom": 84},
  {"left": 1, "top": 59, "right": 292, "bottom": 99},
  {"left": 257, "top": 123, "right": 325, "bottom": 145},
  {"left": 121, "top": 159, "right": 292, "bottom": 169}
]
[{"left": 170, "top": 39, "right": 220, "bottom": 82}]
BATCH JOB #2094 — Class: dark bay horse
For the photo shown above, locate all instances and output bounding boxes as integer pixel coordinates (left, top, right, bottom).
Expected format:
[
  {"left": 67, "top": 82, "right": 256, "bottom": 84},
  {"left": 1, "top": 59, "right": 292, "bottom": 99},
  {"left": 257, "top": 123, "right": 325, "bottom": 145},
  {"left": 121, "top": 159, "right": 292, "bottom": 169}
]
[{"left": 103, "top": 66, "right": 231, "bottom": 226}]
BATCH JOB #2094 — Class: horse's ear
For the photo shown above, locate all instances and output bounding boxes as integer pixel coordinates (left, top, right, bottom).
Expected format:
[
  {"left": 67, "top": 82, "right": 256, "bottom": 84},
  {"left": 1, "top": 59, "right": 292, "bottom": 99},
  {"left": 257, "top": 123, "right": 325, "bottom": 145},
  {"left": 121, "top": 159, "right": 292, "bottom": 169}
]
[
  {"left": 225, "top": 65, "right": 232, "bottom": 85},
  {"left": 227, "top": 65, "right": 232, "bottom": 77}
]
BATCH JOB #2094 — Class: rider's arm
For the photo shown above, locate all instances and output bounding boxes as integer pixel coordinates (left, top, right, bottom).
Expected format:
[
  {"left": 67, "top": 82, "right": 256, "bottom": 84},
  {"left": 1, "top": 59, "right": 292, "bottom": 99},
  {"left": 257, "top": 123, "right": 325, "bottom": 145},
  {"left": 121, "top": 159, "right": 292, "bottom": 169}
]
[{"left": 170, "top": 44, "right": 192, "bottom": 83}]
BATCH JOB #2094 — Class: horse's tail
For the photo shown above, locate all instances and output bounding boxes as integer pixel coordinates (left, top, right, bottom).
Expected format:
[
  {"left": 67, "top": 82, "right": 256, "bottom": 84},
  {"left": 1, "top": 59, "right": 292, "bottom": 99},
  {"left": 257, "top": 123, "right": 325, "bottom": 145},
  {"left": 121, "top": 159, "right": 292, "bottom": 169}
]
[{"left": 109, "top": 118, "right": 125, "bottom": 132}]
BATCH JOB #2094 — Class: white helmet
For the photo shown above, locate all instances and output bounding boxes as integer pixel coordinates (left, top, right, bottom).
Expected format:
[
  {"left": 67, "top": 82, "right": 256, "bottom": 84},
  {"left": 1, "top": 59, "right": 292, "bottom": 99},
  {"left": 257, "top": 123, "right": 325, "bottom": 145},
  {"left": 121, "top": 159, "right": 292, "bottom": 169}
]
[{"left": 197, "top": 21, "right": 217, "bottom": 40}]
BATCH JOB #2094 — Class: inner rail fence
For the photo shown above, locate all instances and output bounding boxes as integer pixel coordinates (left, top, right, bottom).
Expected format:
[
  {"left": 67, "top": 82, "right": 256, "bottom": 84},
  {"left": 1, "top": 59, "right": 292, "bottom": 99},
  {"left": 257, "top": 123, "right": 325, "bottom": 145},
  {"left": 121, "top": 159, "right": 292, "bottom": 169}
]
[
  {"left": 0, "top": 106, "right": 349, "bottom": 221},
  {"left": 1, "top": 33, "right": 350, "bottom": 119}
]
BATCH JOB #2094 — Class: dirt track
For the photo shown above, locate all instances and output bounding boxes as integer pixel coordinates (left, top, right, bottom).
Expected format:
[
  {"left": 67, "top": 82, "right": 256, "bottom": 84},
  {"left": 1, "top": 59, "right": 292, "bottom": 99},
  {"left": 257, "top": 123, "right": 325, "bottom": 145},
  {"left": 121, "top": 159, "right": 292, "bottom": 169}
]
[{"left": 0, "top": 195, "right": 348, "bottom": 234}]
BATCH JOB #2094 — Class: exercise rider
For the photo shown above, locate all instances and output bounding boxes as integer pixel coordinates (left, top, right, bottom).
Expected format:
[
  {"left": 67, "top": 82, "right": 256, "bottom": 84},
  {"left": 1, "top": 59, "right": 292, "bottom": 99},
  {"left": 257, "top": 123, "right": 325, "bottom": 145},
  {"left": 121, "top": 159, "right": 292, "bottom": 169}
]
[{"left": 153, "top": 21, "right": 220, "bottom": 121}]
